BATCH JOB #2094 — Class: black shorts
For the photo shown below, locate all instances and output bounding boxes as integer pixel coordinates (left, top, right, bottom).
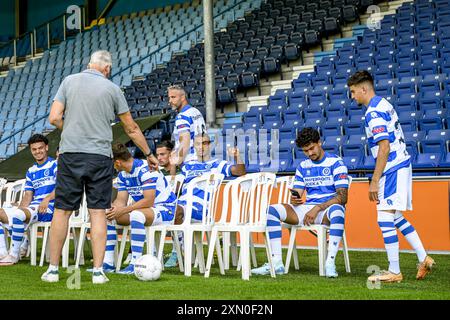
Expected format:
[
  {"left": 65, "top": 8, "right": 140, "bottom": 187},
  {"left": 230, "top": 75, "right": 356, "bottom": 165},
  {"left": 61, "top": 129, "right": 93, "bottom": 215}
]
[{"left": 55, "top": 153, "right": 114, "bottom": 211}]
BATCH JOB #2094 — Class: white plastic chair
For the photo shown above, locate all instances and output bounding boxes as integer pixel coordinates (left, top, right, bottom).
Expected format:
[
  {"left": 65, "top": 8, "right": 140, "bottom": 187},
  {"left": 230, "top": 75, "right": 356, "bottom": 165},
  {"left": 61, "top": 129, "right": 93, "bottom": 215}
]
[
  {"left": 283, "top": 176, "right": 352, "bottom": 276},
  {"left": 204, "top": 172, "right": 277, "bottom": 280},
  {"left": 74, "top": 195, "right": 93, "bottom": 268}
]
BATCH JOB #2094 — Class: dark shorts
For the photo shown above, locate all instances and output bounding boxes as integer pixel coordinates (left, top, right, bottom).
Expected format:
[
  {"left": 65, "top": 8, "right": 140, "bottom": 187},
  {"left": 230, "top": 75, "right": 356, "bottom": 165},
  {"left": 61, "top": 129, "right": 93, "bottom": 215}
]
[{"left": 55, "top": 153, "right": 114, "bottom": 211}]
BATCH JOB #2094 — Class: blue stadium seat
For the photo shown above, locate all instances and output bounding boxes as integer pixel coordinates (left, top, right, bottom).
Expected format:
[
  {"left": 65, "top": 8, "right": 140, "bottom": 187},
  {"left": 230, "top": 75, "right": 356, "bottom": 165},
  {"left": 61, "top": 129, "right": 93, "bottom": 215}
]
[
  {"left": 413, "top": 153, "right": 441, "bottom": 170},
  {"left": 421, "top": 140, "right": 445, "bottom": 154},
  {"left": 418, "top": 118, "right": 444, "bottom": 132},
  {"left": 404, "top": 131, "right": 426, "bottom": 143},
  {"left": 342, "top": 144, "right": 365, "bottom": 157},
  {"left": 342, "top": 155, "right": 362, "bottom": 170}
]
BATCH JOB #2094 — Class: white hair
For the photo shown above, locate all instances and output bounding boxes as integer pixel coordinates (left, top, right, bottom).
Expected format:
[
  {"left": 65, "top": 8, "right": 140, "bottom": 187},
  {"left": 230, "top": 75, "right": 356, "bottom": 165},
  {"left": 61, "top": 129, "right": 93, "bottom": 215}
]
[{"left": 89, "top": 50, "right": 112, "bottom": 68}]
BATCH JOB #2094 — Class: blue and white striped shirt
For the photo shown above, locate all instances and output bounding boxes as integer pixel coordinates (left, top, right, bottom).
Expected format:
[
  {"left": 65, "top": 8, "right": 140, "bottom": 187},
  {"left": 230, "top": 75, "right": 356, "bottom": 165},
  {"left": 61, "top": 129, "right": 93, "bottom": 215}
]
[
  {"left": 178, "top": 159, "right": 232, "bottom": 212},
  {"left": 117, "top": 159, "right": 177, "bottom": 208},
  {"left": 25, "top": 157, "right": 57, "bottom": 212},
  {"left": 293, "top": 153, "right": 349, "bottom": 205},
  {"left": 364, "top": 95, "right": 410, "bottom": 173},
  {"left": 173, "top": 105, "right": 206, "bottom": 163}
]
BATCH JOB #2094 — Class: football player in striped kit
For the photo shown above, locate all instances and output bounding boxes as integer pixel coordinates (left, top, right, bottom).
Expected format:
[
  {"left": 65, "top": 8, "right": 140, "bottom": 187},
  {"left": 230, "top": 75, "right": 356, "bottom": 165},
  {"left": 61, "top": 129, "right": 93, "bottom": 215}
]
[
  {"left": 0, "top": 134, "right": 57, "bottom": 266},
  {"left": 348, "top": 70, "right": 434, "bottom": 283},
  {"left": 251, "top": 127, "right": 349, "bottom": 278},
  {"left": 103, "top": 143, "right": 177, "bottom": 275}
]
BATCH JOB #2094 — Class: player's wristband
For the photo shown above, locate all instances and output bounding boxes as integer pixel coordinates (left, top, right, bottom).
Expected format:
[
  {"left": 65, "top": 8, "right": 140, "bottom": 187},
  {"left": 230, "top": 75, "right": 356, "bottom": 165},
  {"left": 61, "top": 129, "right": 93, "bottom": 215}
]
[{"left": 145, "top": 151, "right": 153, "bottom": 157}]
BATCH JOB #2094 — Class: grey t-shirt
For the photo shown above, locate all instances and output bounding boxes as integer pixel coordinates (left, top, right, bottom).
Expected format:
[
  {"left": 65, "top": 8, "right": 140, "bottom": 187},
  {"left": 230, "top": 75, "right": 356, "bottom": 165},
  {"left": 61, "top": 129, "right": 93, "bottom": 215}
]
[{"left": 53, "top": 69, "right": 129, "bottom": 157}]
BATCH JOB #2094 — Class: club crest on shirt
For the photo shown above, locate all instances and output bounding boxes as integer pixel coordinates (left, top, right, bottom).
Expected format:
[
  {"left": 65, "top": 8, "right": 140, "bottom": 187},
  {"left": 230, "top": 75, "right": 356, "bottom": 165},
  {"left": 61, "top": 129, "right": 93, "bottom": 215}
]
[
  {"left": 44, "top": 169, "right": 50, "bottom": 177},
  {"left": 322, "top": 168, "right": 331, "bottom": 176}
]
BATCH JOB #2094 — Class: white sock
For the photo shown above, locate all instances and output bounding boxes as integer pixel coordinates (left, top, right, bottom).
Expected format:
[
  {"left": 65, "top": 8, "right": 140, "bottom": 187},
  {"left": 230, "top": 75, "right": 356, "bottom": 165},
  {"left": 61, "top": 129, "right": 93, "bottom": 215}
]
[
  {"left": 266, "top": 204, "right": 287, "bottom": 263},
  {"left": 378, "top": 211, "right": 400, "bottom": 274},
  {"left": 93, "top": 267, "right": 103, "bottom": 273},
  {"left": 129, "top": 210, "right": 146, "bottom": 265},
  {"left": 326, "top": 204, "right": 346, "bottom": 265},
  {"left": 48, "top": 264, "right": 59, "bottom": 272},
  {"left": 104, "top": 222, "right": 117, "bottom": 266},
  {"left": 0, "top": 222, "right": 7, "bottom": 256},
  {"left": 394, "top": 211, "right": 427, "bottom": 262},
  {"left": 10, "top": 209, "right": 26, "bottom": 258},
  {"left": 20, "top": 233, "right": 29, "bottom": 251}
]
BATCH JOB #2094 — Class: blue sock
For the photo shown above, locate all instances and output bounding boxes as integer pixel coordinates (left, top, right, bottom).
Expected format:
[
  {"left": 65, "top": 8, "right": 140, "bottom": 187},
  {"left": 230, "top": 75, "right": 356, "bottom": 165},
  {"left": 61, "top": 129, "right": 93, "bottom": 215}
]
[
  {"left": 10, "top": 210, "right": 26, "bottom": 258},
  {"left": 0, "top": 222, "right": 7, "bottom": 256},
  {"left": 394, "top": 211, "right": 427, "bottom": 262},
  {"left": 129, "top": 211, "right": 146, "bottom": 265},
  {"left": 326, "top": 204, "right": 345, "bottom": 265},
  {"left": 266, "top": 204, "right": 287, "bottom": 263},
  {"left": 104, "top": 222, "right": 117, "bottom": 266}
]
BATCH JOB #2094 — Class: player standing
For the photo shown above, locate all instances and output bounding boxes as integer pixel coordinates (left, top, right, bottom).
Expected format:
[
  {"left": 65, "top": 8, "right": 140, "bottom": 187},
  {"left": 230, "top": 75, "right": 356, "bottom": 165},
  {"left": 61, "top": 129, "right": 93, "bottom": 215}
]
[{"left": 347, "top": 70, "right": 434, "bottom": 283}]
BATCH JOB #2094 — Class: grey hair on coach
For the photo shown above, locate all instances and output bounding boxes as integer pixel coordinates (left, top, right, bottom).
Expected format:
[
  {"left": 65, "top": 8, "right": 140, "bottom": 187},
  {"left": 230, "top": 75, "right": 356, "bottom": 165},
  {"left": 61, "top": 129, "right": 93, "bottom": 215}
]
[{"left": 89, "top": 50, "right": 112, "bottom": 67}]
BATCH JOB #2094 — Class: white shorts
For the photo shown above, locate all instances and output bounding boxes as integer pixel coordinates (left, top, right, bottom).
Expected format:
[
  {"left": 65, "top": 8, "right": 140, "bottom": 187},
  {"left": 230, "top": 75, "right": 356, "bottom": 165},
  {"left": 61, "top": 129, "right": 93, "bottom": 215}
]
[
  {"left": 151, "top": 205, "right": 176, "bottom": 226},
  {"left": 377, "top": 165, "right": 413, "bottom": 212},
  {"left": 286, "top": 204, "right": 328, "bottom": 227}
]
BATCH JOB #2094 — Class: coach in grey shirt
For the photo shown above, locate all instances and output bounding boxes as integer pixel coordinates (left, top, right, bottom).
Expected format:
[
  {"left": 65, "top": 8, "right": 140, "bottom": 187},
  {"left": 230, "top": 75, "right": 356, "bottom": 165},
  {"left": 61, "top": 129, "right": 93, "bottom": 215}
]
[{"left": 42, "top": 50, "right": 157, "bottom": 284}]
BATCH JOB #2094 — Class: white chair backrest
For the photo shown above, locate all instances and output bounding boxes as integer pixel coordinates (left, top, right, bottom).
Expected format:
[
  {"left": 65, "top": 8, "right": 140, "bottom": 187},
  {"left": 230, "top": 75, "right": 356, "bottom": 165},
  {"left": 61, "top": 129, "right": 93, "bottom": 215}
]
[
  {"left": 3, "top": 179, "right": 26, "bottom": 207},
  {"left": 0, "top": 177, "right": 9, "bottom": 207},
  {"left": 183, "top": 172, "right": 225, "bottom": 225},
  {"left": 227, "top": 172, "right": 276, "bottom": 226},
  {"left": 275, "top": 175, "right": 294, "bottom": 204}
]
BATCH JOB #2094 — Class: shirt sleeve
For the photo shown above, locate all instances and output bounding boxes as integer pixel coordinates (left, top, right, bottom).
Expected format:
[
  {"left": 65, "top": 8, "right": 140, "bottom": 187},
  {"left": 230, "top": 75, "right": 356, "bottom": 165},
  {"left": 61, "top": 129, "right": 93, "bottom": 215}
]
[
  {"left": 332, "top": 160, "right": 349, "bottom": 189},
  {"left": 365, "top": 111, "right": 390, "bottom": 143},
  {"left": 113, "top": 86, "right": 130, "bottom": 115},
  {"left": 139, "top": 168, "right": 156, "bottom": 190},
  {"left": 117, "top": 174, "right": 127, "bottom": 192},
  {"left": 53, "top": 78, "right": 67, "bottom": 105},
  {"left": 293, "top": 167, "right": 305, "bottom": 190},
  {"left": 52, "top": 161, "right": 58, "bottom": 183},
  {"left": 218, "top": 160, "right": 233, "bottom": 177},
  {"left": 24, "top": 170, "right": 34, "bottom": 192},
  {"left": 175, "top": 114, "right": 192, "bottom": 134}
]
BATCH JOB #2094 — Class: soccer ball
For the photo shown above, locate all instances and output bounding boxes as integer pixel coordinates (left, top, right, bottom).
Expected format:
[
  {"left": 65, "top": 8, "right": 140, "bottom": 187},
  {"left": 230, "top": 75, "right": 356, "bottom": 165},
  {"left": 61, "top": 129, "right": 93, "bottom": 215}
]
[{"left": 134, "top": 254, "right": 162, "bottom": 281}]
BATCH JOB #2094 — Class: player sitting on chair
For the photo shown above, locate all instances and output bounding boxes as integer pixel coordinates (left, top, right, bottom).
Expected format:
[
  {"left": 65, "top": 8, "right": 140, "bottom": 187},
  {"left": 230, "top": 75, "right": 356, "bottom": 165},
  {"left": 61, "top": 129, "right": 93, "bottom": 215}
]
[
  {"left": 103, "top": 143, "right": 177, "bottom": 274},
  {"left": 251, "top": 127, "right": 349, "bottom": 278},
  {"left": 164, "top": 133, "right": 246, "bottom": 267},
  {"left": 0, "top": 134, "right": 57, "bottom": 266}
]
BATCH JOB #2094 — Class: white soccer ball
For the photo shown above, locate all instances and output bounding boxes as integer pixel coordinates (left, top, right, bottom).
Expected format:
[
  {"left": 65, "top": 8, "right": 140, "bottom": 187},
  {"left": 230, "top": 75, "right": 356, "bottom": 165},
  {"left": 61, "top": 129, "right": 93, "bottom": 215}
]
[{"left": 134, "top": 254, "right": 162, "bottom": 281}]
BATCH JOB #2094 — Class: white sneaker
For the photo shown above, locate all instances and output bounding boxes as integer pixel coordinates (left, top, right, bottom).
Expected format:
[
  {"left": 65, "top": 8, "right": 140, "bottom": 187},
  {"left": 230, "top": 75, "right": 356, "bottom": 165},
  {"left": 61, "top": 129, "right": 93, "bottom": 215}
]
[
  {"left": 0, "top": 254, "right": 19, "bottom": 266},
  {"left": 325, "top": 262, "right": 338, "bottom": 278},
  {"left": 92, "top": 270, "right": 110, "bottom": 284},
  {"left": 251, "top": 260, "right": 285, "bottom": 275},
  {"left": 41, "top": 268, "right": 59, "bottom": 283}
]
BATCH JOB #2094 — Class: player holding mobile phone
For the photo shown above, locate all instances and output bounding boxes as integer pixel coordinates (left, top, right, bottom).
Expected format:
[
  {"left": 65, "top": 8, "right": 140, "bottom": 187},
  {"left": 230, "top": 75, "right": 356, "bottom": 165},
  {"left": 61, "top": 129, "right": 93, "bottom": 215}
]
[{"left": 252, "top": 128, "right": 349, "bottom": 278}]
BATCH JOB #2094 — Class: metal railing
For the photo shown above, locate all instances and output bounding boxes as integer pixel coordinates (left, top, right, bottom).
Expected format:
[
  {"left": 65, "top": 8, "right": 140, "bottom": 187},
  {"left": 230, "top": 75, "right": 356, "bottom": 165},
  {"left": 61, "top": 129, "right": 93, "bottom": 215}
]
[
  {"left": 0, "top": 0, "right": 248, "bottom": 153},
  {"left": 0, "top": 6, "right": 85, "bottom": 66}
]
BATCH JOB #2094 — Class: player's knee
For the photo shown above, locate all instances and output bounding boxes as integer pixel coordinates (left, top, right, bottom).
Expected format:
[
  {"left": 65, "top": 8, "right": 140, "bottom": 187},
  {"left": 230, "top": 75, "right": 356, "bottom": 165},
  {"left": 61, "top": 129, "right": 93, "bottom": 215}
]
[
  {"left": 175, "top": 206, "right": 184, "bottom": 225},
  {"left": 11, "top": 208, "right": 26, "bottom": 222},
  {"left": 129, "top": 210, "right": 146, "bottom": 224}
]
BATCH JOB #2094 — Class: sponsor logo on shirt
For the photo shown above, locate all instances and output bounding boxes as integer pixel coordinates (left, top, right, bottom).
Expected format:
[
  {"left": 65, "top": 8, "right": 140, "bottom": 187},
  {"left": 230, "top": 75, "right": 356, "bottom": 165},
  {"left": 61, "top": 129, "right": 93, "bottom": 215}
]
[{"left": 372, "top": 125, "right": 387, "bottom": 134}]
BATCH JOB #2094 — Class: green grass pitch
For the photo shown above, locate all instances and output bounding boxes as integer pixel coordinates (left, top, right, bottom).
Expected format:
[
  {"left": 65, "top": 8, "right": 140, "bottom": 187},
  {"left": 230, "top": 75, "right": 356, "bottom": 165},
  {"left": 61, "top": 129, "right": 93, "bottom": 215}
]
[{"left": 1, "top": 246, "right": 449, "bottom": 300}]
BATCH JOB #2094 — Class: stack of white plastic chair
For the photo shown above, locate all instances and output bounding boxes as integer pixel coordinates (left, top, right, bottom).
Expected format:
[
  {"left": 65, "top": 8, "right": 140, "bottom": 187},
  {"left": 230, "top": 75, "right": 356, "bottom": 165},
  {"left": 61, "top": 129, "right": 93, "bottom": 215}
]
[
  {"left": 283, "top": 176, "right": 352, "bottom": 276},
  {"left": 204, "top": 172, "right": 277, "bottom": 280},
  {"left": 74, "top": 195, "right": 93, "bottom": 268}
]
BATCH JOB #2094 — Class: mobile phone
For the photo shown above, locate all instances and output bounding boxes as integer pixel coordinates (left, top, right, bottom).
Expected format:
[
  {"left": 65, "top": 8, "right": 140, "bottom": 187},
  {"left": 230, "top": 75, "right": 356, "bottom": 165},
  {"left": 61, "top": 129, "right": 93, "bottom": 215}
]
[{"left": 289, "top": 188, "right": 301, "bottom": 198}]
